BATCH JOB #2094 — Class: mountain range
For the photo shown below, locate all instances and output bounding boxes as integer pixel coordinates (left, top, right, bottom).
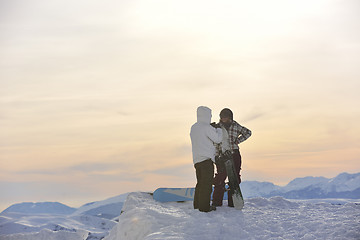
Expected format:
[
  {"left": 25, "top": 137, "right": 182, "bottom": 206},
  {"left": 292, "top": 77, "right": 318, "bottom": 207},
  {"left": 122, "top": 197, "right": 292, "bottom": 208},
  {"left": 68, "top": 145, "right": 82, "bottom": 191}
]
[
  {"left": 241, "top": 172, "right": 360, "bottom": 199},
  {"left": 1, "top": 172, "right": 359, "bottom": 216}
]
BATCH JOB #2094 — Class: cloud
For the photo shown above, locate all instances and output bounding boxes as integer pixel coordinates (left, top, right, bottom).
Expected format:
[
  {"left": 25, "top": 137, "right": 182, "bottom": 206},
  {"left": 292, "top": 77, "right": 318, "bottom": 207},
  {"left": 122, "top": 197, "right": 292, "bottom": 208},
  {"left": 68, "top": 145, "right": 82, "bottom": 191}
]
[
  {"left": 242, "top": 111, "right": 266, "bottom": 123},
  {"left": 240, "top": 105, "right": 292, "bottom": 123},
  {"left": 7, "top": 159, "right": 139, "bottom": 182},
  {"left": 69, "top": 162, "right": 125, "bottom": 173}
]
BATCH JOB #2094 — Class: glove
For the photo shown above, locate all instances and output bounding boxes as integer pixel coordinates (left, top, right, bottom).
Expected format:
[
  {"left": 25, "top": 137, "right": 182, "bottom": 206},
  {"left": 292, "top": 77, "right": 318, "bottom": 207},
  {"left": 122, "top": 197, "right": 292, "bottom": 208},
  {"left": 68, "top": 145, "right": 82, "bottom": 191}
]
[{"left": 210, "top": 122, "right": 221, "bottom": 128}]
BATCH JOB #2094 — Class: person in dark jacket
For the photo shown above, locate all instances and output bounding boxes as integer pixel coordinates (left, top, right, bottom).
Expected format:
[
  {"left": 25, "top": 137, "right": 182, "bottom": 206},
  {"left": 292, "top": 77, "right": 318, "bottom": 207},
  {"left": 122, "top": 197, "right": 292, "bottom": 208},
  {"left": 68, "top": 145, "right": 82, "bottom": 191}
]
[{"left": 212, "top": 108, "right": 252, "bottom": 207}]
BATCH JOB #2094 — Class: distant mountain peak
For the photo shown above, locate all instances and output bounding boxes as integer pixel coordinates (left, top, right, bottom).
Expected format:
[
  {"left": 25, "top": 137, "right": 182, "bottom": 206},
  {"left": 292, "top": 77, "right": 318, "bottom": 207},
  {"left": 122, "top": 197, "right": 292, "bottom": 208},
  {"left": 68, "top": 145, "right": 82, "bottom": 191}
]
[
  {"left": 1, "top": 202, "right": 76, "bottom": 215},
  {"left": 285, "top": 176, "right": 328, "bottom": 191}
]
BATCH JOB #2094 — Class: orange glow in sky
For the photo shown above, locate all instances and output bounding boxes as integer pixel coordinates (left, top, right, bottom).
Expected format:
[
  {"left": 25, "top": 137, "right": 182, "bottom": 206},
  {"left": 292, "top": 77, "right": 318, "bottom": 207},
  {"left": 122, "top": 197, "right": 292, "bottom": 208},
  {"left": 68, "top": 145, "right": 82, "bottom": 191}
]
[{"left": 1, "top": 0, "right": 360, "bottom": 210}]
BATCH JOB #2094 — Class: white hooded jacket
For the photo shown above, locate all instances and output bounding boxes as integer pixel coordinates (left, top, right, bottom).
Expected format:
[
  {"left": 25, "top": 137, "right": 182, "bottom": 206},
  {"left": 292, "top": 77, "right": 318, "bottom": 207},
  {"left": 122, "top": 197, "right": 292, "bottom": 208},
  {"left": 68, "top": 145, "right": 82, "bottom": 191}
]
[{"left": 190, "top": 106, "right": 223, "bottom": 165}]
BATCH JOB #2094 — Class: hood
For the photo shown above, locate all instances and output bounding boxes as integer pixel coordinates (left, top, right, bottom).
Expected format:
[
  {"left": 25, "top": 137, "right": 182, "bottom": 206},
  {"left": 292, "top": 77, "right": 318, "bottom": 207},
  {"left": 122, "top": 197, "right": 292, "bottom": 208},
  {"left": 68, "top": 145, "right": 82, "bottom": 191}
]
[{"left": 197, "top": 106, "right": 212, "bottom": 124}]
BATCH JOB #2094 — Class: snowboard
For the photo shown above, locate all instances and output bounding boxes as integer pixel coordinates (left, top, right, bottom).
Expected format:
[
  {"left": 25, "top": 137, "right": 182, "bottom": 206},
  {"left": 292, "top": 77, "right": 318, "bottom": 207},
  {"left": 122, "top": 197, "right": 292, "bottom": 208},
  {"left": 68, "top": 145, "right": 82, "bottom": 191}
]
[
  {"left": 223, "top": 153, "right": 244, "bottom": 210},
  {"left": 153, "top": 187, "right": 228, "bottom": 203}
]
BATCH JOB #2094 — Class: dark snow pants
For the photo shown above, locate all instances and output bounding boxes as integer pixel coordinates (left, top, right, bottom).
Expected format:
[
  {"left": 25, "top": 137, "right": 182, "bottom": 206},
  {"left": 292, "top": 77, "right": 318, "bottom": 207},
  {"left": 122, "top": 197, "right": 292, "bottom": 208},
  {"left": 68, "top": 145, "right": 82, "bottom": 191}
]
[
  {"left": 212, "top": 149, "right": 242, "bottom": 206},
  {"left": 194, "top": 159, "right": 214, "bottom": 212}
]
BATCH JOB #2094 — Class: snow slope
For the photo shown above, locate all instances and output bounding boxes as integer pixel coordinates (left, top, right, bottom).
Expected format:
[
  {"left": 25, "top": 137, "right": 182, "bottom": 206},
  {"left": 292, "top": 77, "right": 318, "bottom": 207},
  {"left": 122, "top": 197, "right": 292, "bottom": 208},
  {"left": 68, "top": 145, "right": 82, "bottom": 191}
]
[
  {"left": 0, "top": 193, "right": 128, "bottom": 240},
  {"left": 0, "top": 212, "right": 116, "bottom": 239},
  {"left": 106, "top": 192, "right": 360, "bottom": 240}
]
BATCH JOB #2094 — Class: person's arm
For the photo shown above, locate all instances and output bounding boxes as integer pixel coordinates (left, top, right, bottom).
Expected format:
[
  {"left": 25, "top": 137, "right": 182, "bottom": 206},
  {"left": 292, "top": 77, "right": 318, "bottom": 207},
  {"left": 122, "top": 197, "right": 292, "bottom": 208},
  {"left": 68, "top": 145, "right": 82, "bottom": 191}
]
[
  {"left": 207, "top": 126, "right": 223, "bottom": 144},
  {"left": 236, "top": 124, "right": 252, "bottom": 144}
]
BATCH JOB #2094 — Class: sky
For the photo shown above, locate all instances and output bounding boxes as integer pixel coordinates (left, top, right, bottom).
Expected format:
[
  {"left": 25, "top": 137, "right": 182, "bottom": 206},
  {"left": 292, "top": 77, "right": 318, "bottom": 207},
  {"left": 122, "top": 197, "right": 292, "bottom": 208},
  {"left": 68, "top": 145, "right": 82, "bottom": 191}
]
[{"left": 1, "top": 0, "right": 360, "bottom": 210}]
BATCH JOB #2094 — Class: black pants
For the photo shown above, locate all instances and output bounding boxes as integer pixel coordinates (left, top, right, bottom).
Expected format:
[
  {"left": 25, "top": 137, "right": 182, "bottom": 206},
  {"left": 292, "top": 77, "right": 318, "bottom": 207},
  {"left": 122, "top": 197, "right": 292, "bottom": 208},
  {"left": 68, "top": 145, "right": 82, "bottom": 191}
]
[
  {"left": 194, "top": 159, "right": 214, "bottom": 212},
  {"left": 212, "top": 149, "right": 242, "bottom": 206}
]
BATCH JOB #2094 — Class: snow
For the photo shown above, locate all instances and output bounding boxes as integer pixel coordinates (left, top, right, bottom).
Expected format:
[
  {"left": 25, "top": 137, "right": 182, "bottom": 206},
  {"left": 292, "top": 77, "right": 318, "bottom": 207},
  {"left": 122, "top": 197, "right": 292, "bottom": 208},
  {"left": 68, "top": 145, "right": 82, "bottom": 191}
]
[
  {"left": 105, "top": 192, "right": 360, "bottom": 240},
  {"left": 0, "top": 194, "right": 129, "bottom": 240},
  {"left": 73, "top": 194, "right": 128, "bottom": 220},
  {"left": 1, "top": 228, "right": 89, "bottom": 240},
  {"left": 0, "top": 212, "right": 116, "bottom": 239},
  {"left": 1, "top": 193, "right": 359, "bottom": 240}
]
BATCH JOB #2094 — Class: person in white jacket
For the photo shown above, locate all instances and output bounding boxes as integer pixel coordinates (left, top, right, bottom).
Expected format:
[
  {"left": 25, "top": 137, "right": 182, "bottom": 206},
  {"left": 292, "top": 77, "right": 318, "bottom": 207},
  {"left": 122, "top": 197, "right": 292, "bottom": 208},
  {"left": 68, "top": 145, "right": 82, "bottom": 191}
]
[{"left": 190, "top": 106, "right": 222, "bottom": 212}]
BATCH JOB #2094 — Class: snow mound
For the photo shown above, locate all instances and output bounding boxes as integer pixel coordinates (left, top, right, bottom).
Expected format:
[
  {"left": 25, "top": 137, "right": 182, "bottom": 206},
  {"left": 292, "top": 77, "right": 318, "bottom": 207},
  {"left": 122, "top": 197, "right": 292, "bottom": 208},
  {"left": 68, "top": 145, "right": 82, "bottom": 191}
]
[
  {"left": 73, "top": 193, "right": 128, "bottom": 219},
  {"left": 105, "top": 192, "right": 360, "bottom": 240}
]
